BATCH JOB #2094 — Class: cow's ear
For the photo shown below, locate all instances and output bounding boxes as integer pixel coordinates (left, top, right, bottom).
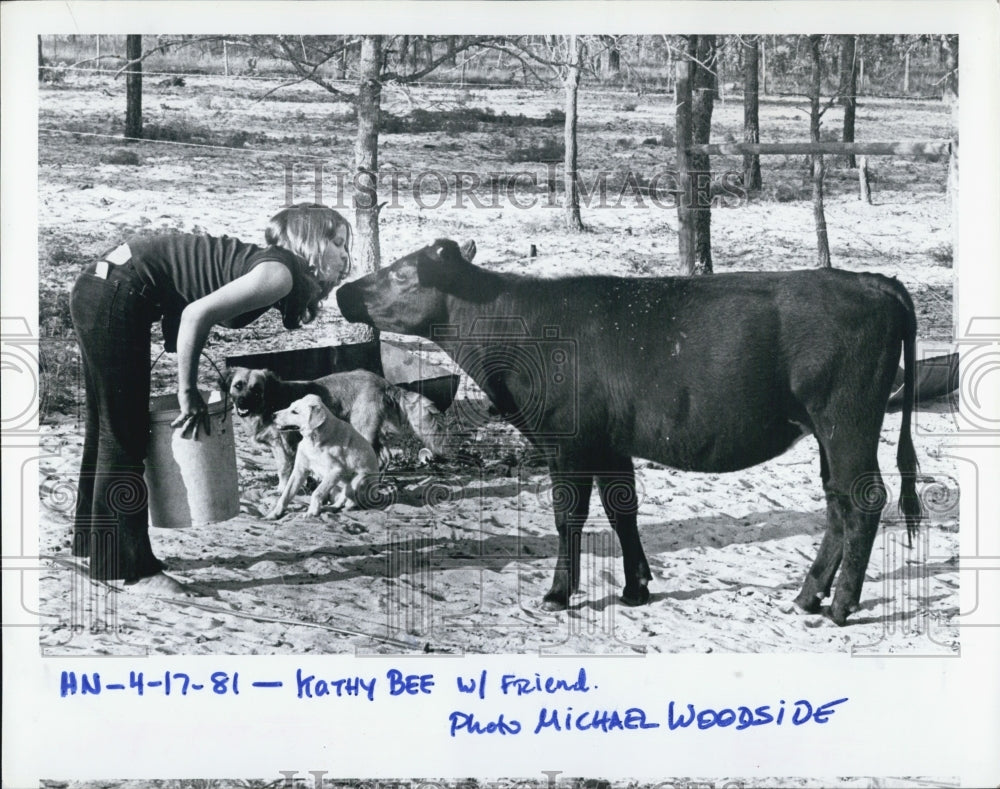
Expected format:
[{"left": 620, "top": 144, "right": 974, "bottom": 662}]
[{"left": 460, "top": 240, "right": 477, "bottom": 262}]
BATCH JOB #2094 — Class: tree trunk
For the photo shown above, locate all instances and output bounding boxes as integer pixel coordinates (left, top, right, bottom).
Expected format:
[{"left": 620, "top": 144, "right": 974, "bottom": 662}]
[
  {"left": 409, "top": 36, "right": 420, "bottom": 71},
  {"left": 38, "top": 36, "right": 46, "bottom": 80},
  {"left": 941, "top": 34, "right": 958, "bottom": 104},
  {"left": 334, "top": 44, "right": 347, "bottom": 80},
  {"left": 124, "top": 35, "right": 143, "bottom": 140},
  {"left": 351, "top": 35, "right": 382, "bottom": 344},
  {"left": 760, "top": 35, "right": 767, "bottom": 95},
  {"left": 903, "top": 49, "right": 910, "bottom": 94},
  {"left": 563, "top": 34, "right": 584, "bottom": 231},
  {"left": 809, "top": 35, "right": 831, "bottom": 268},
  {"left": 675, "top": 48, "right": 696, "bottom": 276},
  {"left": 399, "top": 35, "right": 410, "bottom": 70},
  {"left": 602, "top": 35, "right": 620, "bottom": 77},
  {"left": 691, "top": 35, "right": 716, "bottom": 274},
  {"left": 839, "top": 35, "right": 858, "bottom": 167},
  {"left": 742, "top": 35, "right": 762, "bottom": 191}
]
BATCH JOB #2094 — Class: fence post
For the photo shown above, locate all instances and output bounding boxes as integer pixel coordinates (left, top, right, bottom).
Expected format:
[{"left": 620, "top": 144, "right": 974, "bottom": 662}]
[
  {"left": 124, "top": 35, "right": 143, "bottom": 140},
  {"left": 675, "top": 53, "right": 695, "bottom": 275},
  {"left": 858, "top": 156, "right": 872, "bottom": 204}
]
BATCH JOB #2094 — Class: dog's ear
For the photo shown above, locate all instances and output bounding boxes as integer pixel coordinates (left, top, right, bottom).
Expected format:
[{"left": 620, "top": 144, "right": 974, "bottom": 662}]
[
  {"left": 306, "top": 401, "right": 328, "bottom": 432},
  {"left": 220, "top": 367, "right": 236, "bottom": 391},
  {"left": 255, "top": 369, "right": 281, "bottom": 409}
]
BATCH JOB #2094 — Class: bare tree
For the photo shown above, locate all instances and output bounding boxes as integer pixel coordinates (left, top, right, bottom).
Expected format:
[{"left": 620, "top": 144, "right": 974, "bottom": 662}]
[
  {"left": 601, "top": 35, "right": 621, "bottom": 77},
  {"left": 941, "top": 34, "right": 958, "bottom": 104},
  {"left": 125, "top": 35, "right": 143, "bottom": 139},
  {"left": 742, "top": 35, "right": 762, "bottom": 191},
  {"left": 674, "top": 48, "right": 696, "bottom": 275},
  {"left": 349, "top": 35, "right": 383, "bottom": 345},
  {"left": 37, "top": 36, "right": 46, "bottom": 80},
  {"left": 564, "top": 35, "right": 584, "bottom": 231},
  {"left": 690, "top": 35, "right": 716, "bottom": 274},
  {"left": 809, "top": 35, "right": 831, "bottom": 267},
  {"left": 243, "top": 35, "right": 497, "bottom": 284},
  {"left": 839, "top": 35, "right": 858, "bottom": 168},
  {"left": 478, "top": 35, "right": 599, "bottom": 231}
]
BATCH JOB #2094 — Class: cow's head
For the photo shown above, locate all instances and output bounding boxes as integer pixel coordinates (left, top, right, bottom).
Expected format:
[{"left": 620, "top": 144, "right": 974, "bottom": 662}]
[{"left": 336, "top": 238, "right": 482, "bottom": 336}]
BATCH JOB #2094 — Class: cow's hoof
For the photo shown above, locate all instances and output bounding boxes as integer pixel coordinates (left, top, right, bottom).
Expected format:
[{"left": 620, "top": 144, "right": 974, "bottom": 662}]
[
  {"left": 791, "top": 593, "right": 823, "bottom": 615},
  {"left": 621, "top": 585, "right": 650, "bottom": 607},
  {"left": 829, "top": 605, "right": 856, "bottom": 627},
  {"left": 541, "top": 594, "right": 568, "bottom": 612}
]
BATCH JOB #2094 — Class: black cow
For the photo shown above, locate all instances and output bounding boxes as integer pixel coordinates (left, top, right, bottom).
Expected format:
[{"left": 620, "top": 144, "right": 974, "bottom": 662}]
[{"left": 337, "top": 239, "right": 921, "bottom": 625}]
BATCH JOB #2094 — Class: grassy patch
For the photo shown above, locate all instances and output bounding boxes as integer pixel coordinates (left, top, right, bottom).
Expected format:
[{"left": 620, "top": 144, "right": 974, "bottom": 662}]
[
  {"left": 928, "top": 244, "right": 953, "bottom": 266},
  {"left": 141, "top": 119, "right": 269, "bottom": 149},
  {"left": 381, "top": 106, "right": 565, "bottom": 135},
  {"left": 505, "top": 136, "right": 565, "bottom": 164},
  {"left": 99, "top": 148, "right": 142, "bottom": 166}
]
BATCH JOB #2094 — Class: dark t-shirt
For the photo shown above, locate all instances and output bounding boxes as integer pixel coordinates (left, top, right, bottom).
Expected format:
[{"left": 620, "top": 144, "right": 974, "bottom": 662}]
[{"left": 126, "top": 233, "right": 304, "bottom": 328}]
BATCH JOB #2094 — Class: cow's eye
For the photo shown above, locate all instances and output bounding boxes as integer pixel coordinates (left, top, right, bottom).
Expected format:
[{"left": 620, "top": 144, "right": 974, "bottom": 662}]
[{"left": 390, "top": 268, "right": 407, "bottom": 283}]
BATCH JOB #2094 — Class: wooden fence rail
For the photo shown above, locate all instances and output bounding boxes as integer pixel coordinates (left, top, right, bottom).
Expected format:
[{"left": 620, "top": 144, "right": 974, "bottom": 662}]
[{"left": 687, "top": 140, "right": 952, "bottom": 157}]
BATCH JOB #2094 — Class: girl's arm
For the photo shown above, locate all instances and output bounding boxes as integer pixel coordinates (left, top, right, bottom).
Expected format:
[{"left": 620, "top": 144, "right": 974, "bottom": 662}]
[{"left": 171, "top": 261, "right": 294, "bottom": 438}]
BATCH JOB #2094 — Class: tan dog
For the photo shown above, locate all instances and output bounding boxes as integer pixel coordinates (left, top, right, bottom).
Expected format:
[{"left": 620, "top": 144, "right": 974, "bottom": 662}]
[
  {"left": 225, "top": 366, "right": 451, "bottom": 490},
  {"left": 263, "top": 394, "right": 379, "bottom": 519}
]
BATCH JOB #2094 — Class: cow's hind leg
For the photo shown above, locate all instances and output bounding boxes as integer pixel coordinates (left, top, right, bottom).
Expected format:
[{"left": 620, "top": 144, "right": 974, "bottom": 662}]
[
  {"left": 596, "top": 456, "right": 651, "bottom": 606},
  {"left": 802, "top": 437, "right": 885, "bottom": 625},
  {"left": 829, "top": 466, "right": 884, "bottom": 626},
  {"left": 793, "top": 446, "right": 845, "bottom": 614},
  {"left": 542, "top": 469, "right": 593, "bottom": 611}
]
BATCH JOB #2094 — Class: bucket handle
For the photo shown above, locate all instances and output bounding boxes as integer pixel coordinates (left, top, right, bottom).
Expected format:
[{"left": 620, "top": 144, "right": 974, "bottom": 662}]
[{"left": 151, "top": 349, "right": 231, "bottom": 423}]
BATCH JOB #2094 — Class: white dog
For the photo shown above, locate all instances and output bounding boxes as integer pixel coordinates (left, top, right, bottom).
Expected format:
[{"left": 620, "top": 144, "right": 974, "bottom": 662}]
[{"left": 263, "top": 394, "right": 379, "bottom": 519}]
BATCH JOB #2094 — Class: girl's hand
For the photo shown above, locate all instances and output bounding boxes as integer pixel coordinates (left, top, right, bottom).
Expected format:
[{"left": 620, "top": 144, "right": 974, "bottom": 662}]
[{"left": 171, "top": 387, "right": 210, "bottom": 439}]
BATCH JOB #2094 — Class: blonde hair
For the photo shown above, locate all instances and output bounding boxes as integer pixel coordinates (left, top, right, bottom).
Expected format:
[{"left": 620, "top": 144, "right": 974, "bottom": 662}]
[{"left": 266, "top": 203, "right": 353, "bottom": 284}]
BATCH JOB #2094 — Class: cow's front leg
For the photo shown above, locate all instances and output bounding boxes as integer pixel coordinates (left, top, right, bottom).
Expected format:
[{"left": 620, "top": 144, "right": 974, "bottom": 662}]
[
  {"left": 542, "top": 470, "right": 593, "bottom": 611},
  {"left": 597, "top": 457, "right": 651, "bottom": 606}
]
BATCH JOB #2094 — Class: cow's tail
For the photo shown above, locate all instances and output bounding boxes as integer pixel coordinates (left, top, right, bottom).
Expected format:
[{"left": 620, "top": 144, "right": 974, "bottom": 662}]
[
  {"left": 386, "top": 385, "right": 453, "bottom": 458},
  {"left": 892, "top": 281, "right": 922, "bottom": 546}
]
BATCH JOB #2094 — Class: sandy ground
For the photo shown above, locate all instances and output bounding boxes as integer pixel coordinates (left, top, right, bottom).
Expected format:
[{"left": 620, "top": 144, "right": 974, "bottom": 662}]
[{"left": 34, "top": 75, "right": 959, "bottom": 656}]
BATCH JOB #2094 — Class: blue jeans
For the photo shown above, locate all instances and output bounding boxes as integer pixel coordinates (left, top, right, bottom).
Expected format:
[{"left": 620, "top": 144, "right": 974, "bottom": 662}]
[{"left": 70, "top": 262, "right": 163, "bottom": 581}]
